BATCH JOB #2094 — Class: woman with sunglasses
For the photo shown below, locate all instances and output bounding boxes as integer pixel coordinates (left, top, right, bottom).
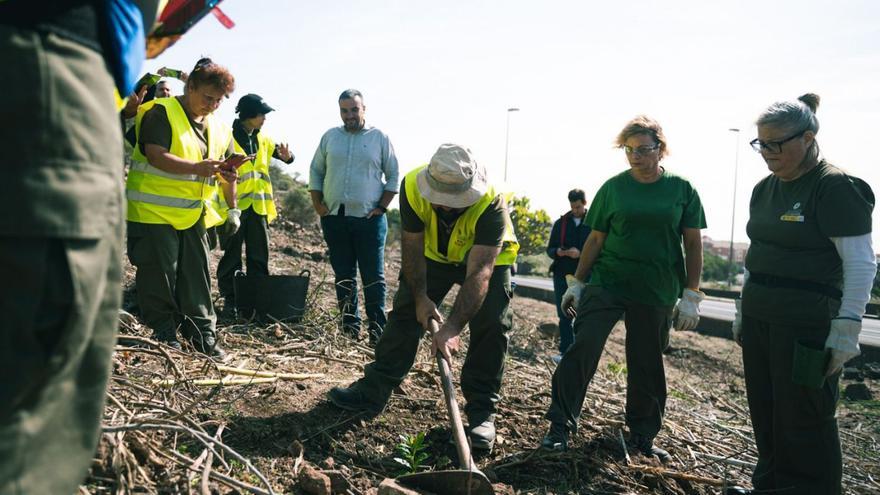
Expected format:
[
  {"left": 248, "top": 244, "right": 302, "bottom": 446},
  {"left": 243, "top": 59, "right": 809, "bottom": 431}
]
[
  {"left": 728, "top": 94, "right": 876, "bottom": 495},
  {"left": 541, "top": 116, "right": 706, "bottom": 462}
]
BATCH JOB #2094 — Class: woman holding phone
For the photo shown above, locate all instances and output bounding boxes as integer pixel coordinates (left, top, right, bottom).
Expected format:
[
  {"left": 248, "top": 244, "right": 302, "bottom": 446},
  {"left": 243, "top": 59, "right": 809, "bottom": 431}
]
[{"left": 125, "top": 60, "right": 245, "bottom": 358}]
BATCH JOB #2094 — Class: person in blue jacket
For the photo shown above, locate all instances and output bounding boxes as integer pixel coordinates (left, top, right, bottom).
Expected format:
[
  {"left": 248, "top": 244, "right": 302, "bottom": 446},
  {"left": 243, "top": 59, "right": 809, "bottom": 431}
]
[{"left": 546, "top": 189, "right": 592, "bottom": 362}]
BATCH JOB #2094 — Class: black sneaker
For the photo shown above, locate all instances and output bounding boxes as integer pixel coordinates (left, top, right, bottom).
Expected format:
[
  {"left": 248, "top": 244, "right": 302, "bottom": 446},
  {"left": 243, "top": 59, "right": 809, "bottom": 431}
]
[
  {"left": 723, "top": 488, "right": 752, "bottom": 495},
  {"left": 541, "top": 422, "right": 569, "bottom": 452},
  {"left": 630, "top": 434, "right": 671, "bottom": 463},
  {"left": 467, "top": 415, "right": 496, "bottom": 451},
  {"left": 153, "top": 331, "right": 182, "bottom": 351},
  {"left": 327, "top": 384, "right": 386, "bottom": 415}
]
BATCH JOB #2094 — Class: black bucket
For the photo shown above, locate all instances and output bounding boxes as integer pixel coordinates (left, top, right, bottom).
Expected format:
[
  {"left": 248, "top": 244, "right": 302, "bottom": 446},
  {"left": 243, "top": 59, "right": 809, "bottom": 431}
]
[{"left": 233, "top": 270, "right": 311, "bottom": 323}]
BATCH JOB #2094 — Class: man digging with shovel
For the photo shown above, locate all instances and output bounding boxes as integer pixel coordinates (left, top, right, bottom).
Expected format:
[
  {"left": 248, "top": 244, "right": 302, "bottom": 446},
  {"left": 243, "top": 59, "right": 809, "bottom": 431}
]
[{"left": 328, "top": 143, "right": 519, "bottom": 453}]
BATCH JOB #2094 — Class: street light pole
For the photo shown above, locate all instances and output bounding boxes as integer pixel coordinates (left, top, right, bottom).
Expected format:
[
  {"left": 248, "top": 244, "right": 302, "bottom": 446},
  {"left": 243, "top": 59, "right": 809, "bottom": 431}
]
[
  {"left": 728, "top": 128, "right": 741, "bottom": 287},
  {"left": 504, "top": 107, "right": 520, "bottom": 182}
]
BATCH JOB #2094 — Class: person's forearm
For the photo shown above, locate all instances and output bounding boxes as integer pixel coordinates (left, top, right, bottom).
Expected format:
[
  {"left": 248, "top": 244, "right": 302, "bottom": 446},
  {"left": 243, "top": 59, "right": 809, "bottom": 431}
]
[
  {"left": 378, "top": 190, "right": 396, "bottom": 210},
  {"left": 222, "top": 181, "right": 237, "bottom": 209},
  {"left": 546, "top": 224, "right": 560, "bottom": 259},
  {"left": 447, "top": 246, "right": 499, "bottom": 329},
  {"left": 684, "top": 239, "right": 703, "bottom": 289},
  {"left": 401, "top": 232, "right": 428, "bottom": 299},
  {"left": 573, "top": 231, "right": 605, "bottom": 281},
  {"left": 145, "top": 145, "right": 198, "bottom": 175},
  {"left": 309, "top": 190, "right": 325, "bottom": 210}
]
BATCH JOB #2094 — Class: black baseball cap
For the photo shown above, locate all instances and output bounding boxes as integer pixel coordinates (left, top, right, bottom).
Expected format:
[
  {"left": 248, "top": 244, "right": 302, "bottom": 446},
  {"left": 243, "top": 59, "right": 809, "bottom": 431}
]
[{"left": 236, "top": 93, "right": 274, "bottom": 117}]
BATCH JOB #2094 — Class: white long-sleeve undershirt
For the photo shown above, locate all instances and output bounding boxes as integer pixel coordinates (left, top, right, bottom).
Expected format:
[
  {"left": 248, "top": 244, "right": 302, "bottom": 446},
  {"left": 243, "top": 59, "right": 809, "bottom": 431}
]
[{"left": 830, "top": 233, "right": 877, "bottom": 321}]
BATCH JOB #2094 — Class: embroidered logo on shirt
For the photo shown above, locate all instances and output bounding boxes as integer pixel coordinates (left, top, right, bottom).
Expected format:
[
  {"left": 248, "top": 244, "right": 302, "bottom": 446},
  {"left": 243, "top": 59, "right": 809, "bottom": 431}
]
[{"left": 780, "top": 202, "right": 805, "bottom": 223}]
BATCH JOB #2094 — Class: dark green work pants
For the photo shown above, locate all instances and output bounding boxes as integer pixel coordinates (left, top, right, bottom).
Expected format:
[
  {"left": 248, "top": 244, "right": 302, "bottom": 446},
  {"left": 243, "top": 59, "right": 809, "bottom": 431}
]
[
  {"left": 0, "top": 22, "right": 124, "bottom": 495},
  {"left": 0, "top": 237, "right": 122, "bottom": 494},
  {"left": 217, "top": 207, "right": 270, "bottom": 301},
  {"left": 358, "top": 259, "right": 513, "bottom": 419},
  {"left": 546, "top": 286, "right": 672, "bottom": 439},
  {"left": 127, "top": 220, "right": 216, "bottom": 346},
  {"left": 741, "top": 316, "right": 841, "bottom": 495}
]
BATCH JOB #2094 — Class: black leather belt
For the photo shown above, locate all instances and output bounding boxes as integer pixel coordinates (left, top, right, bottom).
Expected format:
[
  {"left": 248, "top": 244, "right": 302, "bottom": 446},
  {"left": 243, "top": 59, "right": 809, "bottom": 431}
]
[{"left": 749, "top": 271, "right": 842, "bottom": 299}]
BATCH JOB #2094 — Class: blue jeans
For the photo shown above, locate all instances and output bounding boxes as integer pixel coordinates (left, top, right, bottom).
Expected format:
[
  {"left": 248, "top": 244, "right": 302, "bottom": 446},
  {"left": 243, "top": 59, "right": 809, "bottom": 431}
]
[
  {"left": 553, "top": 272, "right": 574, "bottom": 354},
  {"left": 320, "top": 214, "right": 388, "bottom": 338}
]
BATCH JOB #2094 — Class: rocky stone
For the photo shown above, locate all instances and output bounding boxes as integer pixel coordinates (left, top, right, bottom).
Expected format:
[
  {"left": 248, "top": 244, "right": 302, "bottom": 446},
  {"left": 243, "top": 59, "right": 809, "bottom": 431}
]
[
  {"left": 537, "top": 322, "right": 559, "bottom": 339},
  {"left": 322, "top": 470, "right": 350, "bottom": 493},
  {"left": 844, "top": 382, "right": 873, "bottom": 401},
  {"left": 842, "top": 367, "right": 863, "bottom": 381},
  {"left": 299, "top": 463, "right": 331, "bottom": 495},
  {"left": 377, "top": 478, "right": 423, "bottom": 495}
]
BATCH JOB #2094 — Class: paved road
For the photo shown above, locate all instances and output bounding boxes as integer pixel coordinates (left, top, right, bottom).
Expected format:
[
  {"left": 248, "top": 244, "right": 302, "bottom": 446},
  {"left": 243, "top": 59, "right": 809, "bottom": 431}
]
[{"left": 513, "top": 276, "right": 880, "bottom": 347}]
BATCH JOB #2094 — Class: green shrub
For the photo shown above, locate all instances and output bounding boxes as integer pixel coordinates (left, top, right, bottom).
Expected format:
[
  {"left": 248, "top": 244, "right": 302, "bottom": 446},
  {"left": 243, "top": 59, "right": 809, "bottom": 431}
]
[
  {"left": 269, "top": 162, "right": 297, "bottom": 192},
  {"left": 280, "top": 185, "right": 318, "bottom": 226}
]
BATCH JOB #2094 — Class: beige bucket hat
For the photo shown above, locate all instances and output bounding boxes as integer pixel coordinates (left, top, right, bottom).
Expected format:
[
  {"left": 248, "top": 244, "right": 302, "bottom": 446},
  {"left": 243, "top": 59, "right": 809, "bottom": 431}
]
[{"left": 416, "top": 143, "right": 488, "bottom": 208}]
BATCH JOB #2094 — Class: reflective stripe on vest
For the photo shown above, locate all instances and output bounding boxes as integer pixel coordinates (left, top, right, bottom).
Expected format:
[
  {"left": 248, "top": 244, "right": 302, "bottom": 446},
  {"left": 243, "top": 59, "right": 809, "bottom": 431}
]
[
  {"left": 125, "top": 97, "right": 232, "bottom": 230},
  {"left": 233, "top": 133, "right": 277, "bottom": 223},
  {"left": 403, "top": 165, "right": 519, "bottom": 266}
]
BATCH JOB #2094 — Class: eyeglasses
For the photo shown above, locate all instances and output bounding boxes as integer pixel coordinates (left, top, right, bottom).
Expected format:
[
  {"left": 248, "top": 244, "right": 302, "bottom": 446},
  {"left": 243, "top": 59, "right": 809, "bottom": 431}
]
[
  {"left": 622, "top": 145, "right": 660, "bottom": 156},
  {"left": 749, "top": 131, "right": 804, "bottom": 154}
]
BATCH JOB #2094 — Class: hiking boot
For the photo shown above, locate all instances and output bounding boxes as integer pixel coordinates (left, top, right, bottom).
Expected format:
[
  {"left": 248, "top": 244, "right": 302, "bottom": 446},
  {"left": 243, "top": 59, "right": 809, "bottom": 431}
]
[
  {"left": 192, "top": 335, "right": 226, "bottom": 360},
  {"left": 467, "top": 414, "right": 496, "bottom": 451},
  {"left": 541, "top": 422, "right": 569, "bottom": 452},
  {"left": 327, "top": 384, "right": 386, "bottom": 415},
  {"left": 630, "top": 434, "right": 671, "bottom": 463}
]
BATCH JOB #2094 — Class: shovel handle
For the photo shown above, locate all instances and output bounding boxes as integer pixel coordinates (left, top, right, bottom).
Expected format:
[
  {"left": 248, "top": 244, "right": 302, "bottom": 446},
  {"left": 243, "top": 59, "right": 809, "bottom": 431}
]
[{"left": 428, "top": 319, "right": 474, "bottom": 471}]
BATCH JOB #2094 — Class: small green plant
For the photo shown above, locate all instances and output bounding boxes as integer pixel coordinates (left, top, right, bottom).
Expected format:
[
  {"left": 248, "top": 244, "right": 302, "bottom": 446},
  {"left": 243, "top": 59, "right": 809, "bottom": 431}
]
[
  {"left": 607, "top": 361, "right": 627, "bottom": 375},
  {"left": 393, "top": 432, "right": 431, "bottom": 474}
]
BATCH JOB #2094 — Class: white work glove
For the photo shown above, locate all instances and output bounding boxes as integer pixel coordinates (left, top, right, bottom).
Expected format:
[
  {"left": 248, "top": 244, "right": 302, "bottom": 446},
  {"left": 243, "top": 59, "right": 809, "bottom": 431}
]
[
  {"left": 825, "top": 318, "right": 861, "bottom": 376},
  {"left": 672, "top": 288, "right": 704, "bottom": 331},
  {"left": 732, "top": 299, "right": 743, "bottom": 346},
  {"left": 561, "top": 274, "right": 585, "bottom": 317},
  {"left": 224, "top": 208, "right": 241, "bottom": 235}
]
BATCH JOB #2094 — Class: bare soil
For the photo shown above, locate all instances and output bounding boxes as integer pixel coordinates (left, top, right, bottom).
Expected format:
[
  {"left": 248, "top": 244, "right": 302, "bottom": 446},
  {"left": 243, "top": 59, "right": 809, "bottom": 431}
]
[{"left": 91, "top": 210, "right": 880, "bottom": 495}]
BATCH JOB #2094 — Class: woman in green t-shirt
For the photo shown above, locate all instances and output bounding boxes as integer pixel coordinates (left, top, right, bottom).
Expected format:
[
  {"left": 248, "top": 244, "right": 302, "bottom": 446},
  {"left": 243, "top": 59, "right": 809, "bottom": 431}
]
[
  {"left": 540, "top": 116, "right": 707, "bottom": 462},
  {"left": 728, "top": 94, "right": 876, "bottom": 495}
]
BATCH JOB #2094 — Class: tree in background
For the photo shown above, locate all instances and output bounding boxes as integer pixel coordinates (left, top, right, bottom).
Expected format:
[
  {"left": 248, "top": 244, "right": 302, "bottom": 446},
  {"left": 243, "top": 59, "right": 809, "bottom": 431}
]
[
  {"left": 509, "top": 196, "right": 552, "bottom": 256},
  {"left": 701, "top": 250, "right": 732, "bottom": 282}
]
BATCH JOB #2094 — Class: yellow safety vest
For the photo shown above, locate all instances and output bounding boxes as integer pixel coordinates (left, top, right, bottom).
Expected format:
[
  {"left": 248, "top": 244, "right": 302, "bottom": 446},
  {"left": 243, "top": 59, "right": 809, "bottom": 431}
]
[
  {"left": 404, "top": 165, "right": 519, "bottom": 266},
  {"left": 233, "top": 132, "right": 277, "bottom": 223},
  {"left": 126, "top": 97, "right": 232, "bottom": 230}
]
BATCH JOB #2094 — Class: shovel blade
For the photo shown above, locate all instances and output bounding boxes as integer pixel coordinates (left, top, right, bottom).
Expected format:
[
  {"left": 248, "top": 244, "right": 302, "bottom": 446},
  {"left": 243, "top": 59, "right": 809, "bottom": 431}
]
[{"left": 398, "top": 469, "right": 494, "bottom": 495}]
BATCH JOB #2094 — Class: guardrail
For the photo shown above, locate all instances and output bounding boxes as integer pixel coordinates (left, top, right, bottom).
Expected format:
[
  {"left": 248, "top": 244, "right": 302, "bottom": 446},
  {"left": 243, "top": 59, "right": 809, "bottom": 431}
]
[{"left": 701, "top": 288, "right": 880, "bottom": 318}]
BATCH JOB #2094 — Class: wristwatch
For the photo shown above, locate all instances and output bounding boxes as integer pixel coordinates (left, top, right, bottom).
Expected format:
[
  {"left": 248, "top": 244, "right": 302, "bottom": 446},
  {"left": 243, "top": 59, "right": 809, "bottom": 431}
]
[{"left": 378, "top": 205, "right": 388, "bottom": 213}]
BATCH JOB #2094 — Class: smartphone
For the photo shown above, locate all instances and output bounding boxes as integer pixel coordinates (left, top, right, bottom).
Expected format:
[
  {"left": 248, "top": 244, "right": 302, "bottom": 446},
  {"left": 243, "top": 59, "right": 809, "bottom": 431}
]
[
  {"left": 223, "top": 154, "right": 255, "bottom": 170},
  {"left": 161, "top": 68, "right": 183, "bottom": 79}
]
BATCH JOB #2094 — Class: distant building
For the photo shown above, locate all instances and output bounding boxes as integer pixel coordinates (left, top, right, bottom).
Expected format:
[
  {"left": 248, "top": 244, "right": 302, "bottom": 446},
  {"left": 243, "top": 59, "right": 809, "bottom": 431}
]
[{"left": 702, "top": 235, "right": 749, "bottom": 264}]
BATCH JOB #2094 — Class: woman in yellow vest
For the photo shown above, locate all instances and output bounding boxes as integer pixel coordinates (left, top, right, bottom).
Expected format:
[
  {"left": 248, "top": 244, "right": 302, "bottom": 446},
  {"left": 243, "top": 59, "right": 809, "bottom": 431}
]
[
  {"left": 217, "top": 93, "right": 295, "bottom": 317},
  {"left": 126, "top": 60, "right": 245, "bottom": 358}
]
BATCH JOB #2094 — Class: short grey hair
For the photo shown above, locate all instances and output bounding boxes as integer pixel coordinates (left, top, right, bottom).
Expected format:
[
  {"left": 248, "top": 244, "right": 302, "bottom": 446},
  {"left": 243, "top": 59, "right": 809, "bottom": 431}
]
[
  {"left": 755, "top": 93, "right": 820, "bottom": 136},
  {"left": 338, "top": 89, "right": 363, "bottom": 101}
]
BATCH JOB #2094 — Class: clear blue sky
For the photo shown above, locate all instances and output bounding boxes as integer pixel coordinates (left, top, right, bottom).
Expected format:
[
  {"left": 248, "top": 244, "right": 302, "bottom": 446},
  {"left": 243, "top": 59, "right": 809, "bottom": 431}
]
[{"left": 144, "top": 0, "right": 880, "bottom": 247}]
